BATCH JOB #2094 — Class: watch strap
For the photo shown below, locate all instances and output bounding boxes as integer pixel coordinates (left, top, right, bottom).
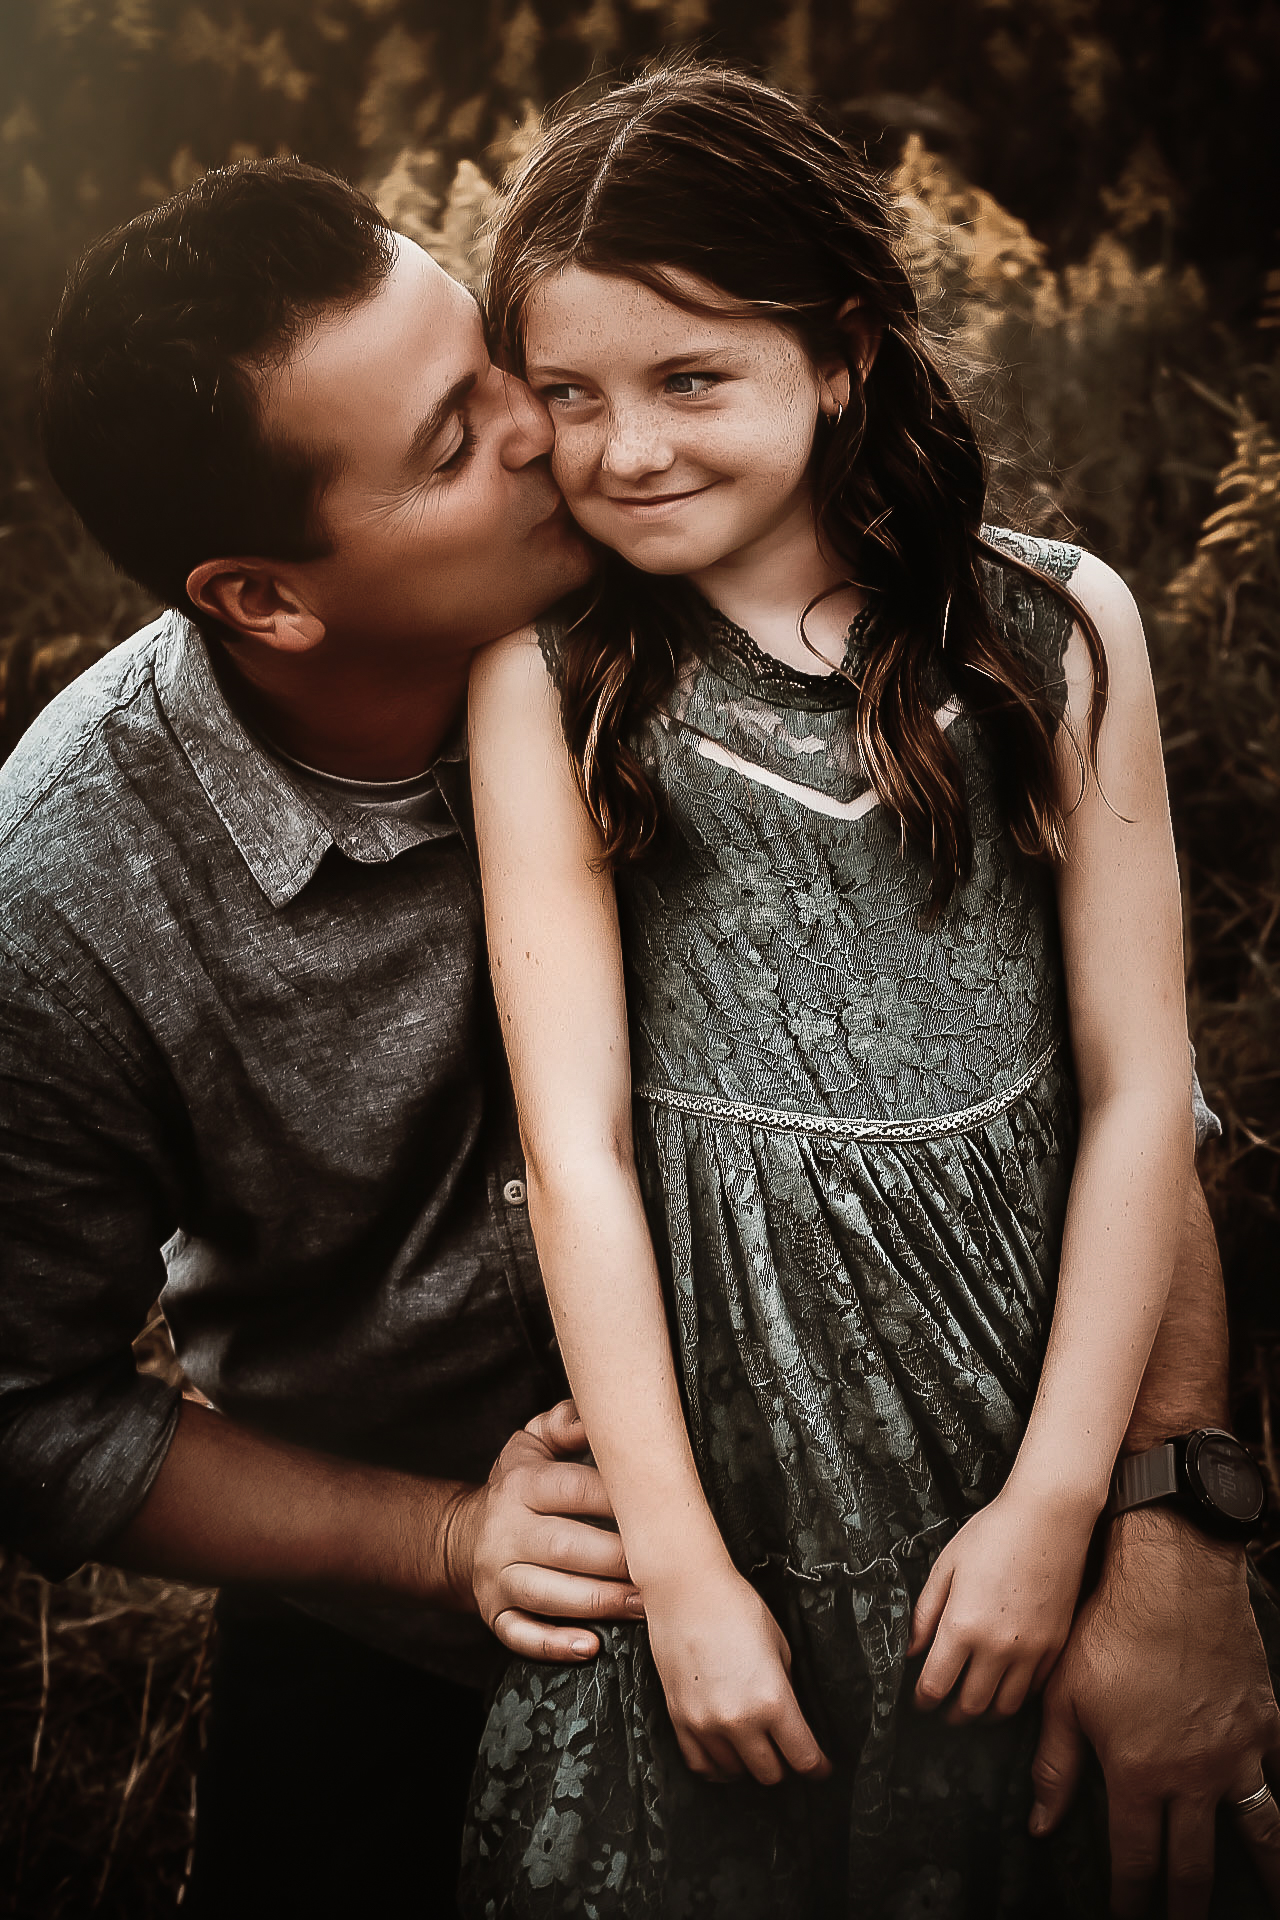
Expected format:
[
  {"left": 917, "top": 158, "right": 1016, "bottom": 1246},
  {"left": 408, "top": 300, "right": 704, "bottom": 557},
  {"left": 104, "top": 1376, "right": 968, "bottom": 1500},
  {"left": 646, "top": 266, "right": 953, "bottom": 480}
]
[{"left": 1108, "top": 1441, "right": 1180, "bottom": 1517}]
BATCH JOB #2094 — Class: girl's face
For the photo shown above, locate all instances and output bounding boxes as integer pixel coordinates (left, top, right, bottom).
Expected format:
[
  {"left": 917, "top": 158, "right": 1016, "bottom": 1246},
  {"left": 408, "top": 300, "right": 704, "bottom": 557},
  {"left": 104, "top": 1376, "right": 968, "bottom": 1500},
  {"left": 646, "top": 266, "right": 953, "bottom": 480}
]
[{"left": 521, "top": 267, "right": 847, "bottom": 581}]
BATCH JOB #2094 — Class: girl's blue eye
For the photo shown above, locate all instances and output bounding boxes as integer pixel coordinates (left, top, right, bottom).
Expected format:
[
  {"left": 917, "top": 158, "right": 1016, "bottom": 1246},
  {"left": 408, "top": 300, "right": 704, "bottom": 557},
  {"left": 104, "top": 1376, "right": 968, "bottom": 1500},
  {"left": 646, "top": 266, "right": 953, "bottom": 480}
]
[
  {"left": 541, "top": 384, "right": 588, "bottom": 405},
  {"left": 666, "top": 373, "right": 719, "bottom": 397}
]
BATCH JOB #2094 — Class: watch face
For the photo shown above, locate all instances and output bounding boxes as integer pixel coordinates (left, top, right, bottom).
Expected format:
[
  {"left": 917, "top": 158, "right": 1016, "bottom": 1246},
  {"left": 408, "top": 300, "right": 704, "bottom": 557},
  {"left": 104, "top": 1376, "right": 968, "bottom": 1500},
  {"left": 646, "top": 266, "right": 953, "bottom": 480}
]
[{"left": 1190, "top": 1433, "right": 1266, "bottom": 1524}]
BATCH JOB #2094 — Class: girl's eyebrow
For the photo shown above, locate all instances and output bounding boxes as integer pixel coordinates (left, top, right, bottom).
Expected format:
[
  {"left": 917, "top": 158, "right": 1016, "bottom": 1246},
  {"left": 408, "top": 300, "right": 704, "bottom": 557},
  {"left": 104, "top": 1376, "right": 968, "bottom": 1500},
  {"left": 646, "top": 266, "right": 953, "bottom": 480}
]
[
  {"left": 649, "top": 348, "right": 739, "bottom": 373},
  {"left": 526, "top": 347, "right": 739, "bottom": 380}
]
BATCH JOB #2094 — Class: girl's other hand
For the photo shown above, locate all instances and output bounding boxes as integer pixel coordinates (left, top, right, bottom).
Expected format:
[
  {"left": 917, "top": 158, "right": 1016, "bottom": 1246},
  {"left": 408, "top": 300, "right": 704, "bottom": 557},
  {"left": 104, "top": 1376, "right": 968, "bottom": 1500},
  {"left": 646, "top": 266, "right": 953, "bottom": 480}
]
[
  {"left": 907, "top": 1488, "right": 1097, "bottom": 1724},
  {"left": 643, "top": 1563, "right": 832, "bottom": 1786}
]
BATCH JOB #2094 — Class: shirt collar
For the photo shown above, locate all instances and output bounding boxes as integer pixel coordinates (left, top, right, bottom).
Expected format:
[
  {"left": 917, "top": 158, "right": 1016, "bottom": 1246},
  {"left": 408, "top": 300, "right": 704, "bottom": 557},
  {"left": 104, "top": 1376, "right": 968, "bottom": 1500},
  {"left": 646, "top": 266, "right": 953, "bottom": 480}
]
[{"left": 152, "top": 614, "right": 466, "bottom": 909}]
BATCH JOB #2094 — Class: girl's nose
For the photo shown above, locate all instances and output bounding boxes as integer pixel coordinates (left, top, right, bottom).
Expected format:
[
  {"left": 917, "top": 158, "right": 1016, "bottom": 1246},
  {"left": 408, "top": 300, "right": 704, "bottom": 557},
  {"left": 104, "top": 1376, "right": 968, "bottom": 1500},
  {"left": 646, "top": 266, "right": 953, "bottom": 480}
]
[{"left": 602, "top": 405, "right": 674, "bottom": 482}]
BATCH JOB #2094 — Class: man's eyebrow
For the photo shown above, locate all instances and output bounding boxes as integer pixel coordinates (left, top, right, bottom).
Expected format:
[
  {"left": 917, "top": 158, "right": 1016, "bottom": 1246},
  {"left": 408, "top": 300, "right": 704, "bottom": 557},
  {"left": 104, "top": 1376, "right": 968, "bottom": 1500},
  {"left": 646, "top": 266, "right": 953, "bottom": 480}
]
[{"left": 403, "top": 371, "right": 478, "bottom": 473}]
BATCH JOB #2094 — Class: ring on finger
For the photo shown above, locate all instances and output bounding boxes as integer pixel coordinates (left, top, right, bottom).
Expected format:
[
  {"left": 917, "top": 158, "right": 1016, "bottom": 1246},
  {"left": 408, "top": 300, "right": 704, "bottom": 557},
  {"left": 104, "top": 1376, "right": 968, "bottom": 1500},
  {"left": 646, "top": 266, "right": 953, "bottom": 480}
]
[{"left": 1230, "top": 1783, "right": 1275, "bottom": 1816}]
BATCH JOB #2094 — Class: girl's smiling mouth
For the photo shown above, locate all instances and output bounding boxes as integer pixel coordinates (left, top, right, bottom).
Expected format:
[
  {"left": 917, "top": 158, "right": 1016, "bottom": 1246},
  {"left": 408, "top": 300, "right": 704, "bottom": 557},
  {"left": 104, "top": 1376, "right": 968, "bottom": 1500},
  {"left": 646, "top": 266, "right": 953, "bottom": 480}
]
[{"left": 602, "top": 485, "right": 714, "bottom": 510}]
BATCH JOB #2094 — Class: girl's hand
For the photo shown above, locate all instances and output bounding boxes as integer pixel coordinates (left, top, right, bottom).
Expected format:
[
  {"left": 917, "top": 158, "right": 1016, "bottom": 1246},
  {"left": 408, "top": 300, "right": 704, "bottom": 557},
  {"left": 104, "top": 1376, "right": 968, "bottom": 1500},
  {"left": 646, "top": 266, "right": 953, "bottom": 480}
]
[
  {"left": 908, "top": 1488, "right": 1097, "bottom": 1723},
  {"left": 643, "top": 1563, "right": 832, "bottom": 1786}
]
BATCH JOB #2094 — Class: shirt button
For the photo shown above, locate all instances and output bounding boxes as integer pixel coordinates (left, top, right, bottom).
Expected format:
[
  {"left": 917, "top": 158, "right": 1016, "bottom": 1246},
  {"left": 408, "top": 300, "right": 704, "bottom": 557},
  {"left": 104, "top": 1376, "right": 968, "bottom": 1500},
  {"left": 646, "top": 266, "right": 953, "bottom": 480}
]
[{"left": 502, "top": 1178, "right": 527, "bottom": 1207}]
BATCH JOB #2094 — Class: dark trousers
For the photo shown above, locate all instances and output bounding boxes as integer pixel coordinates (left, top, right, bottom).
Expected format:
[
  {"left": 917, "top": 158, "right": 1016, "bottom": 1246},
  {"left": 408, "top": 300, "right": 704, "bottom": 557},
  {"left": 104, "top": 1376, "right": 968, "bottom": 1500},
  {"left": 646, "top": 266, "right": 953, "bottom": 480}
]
[{"left": 186, "top": 1592, "right": 487, "bottom": 1919}]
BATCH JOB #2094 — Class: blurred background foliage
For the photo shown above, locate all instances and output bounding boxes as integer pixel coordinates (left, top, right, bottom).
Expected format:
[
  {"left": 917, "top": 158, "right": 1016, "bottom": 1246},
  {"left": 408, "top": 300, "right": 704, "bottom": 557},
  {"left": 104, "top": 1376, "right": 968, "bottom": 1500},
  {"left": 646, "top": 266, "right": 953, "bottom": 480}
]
[{"left": 1, "top": 0, "right": 1278, "bottom": 1910}]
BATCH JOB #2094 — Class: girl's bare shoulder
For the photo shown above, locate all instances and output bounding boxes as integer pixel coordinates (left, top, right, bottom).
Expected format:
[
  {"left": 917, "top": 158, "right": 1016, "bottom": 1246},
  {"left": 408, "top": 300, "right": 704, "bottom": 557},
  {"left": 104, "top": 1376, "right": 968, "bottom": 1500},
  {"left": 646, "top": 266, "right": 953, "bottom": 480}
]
[
  {"left": 1059, "top": 550, "right": 1151, "bottom": 723},
  {"left": 1066, "top": 550, "right": 1142, "bottom": 639},
  {"left": 472, "top": 623, "right": 541, "bottom": 665}
]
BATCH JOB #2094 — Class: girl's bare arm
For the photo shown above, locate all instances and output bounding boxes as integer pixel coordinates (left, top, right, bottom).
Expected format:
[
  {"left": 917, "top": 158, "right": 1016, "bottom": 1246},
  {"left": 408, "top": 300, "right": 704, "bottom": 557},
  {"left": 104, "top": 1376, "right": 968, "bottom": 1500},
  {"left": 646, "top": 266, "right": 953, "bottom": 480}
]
[
  {"left": 912, "top": 555, "right": 1194, "bottom": 1718},
  {"left": 468, "top": 629, "right": 827, "bottom": 1786},
  {"left": 1025, "top": 550, "right": 1195, "bottom": 1497}
]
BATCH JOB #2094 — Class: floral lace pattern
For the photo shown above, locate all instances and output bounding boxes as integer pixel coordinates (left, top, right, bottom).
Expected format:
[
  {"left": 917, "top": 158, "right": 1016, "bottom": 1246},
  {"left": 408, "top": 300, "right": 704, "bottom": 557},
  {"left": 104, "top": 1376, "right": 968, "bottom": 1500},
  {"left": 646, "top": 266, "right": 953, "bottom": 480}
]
[
  {"left": 701, "top": 597, "right": 875, "bottom": 708},
  {"left": 461, "top": 534, "right": 1271, "bottom": 1917}
]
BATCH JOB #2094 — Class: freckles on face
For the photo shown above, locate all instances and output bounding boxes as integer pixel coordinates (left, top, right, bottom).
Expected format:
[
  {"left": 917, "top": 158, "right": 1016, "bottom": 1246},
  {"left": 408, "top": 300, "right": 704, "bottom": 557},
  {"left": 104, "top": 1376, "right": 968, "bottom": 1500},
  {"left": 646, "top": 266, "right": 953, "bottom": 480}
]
[{"left": 521, "top": 267, "right": 829, "bottom": 573}]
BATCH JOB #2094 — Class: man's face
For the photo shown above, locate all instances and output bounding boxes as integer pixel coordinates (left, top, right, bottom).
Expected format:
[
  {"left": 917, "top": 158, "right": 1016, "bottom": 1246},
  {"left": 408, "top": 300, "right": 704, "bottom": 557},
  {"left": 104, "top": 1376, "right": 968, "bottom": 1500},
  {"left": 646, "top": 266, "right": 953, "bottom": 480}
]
[{"left": 255, "top": 236, "right": 592, "bottom": 661}]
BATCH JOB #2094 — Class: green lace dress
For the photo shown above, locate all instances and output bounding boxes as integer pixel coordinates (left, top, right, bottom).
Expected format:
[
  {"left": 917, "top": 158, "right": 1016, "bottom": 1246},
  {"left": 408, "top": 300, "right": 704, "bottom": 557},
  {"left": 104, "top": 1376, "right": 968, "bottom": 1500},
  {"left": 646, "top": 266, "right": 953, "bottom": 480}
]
[{"left": 456, "top": 531, "right": 1242, "bottom": 1917}]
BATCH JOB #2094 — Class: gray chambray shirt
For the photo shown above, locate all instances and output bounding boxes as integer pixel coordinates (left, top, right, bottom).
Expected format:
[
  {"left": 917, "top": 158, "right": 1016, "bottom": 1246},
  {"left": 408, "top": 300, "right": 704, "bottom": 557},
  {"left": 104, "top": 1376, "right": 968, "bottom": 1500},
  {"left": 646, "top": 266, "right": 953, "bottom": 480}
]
[{"left": 0, "top": 612, "right": 564, "bottom": 1679}]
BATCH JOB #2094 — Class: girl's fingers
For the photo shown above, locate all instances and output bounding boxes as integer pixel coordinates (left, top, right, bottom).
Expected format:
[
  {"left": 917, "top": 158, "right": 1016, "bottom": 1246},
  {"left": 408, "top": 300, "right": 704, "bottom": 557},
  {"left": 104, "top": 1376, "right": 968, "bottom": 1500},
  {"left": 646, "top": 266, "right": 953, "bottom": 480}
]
[
  {"left": 908, "top": 1560, "right": 953, "bottom": 1658},
  {"left": 914, "top": 1627, "right": 968, "bottom": 1711},
  {"left": 698, "top": 1732, "right": 747, "bottom": 1783},
  {"left": 989, "top": 1661, "right": 1035, "bottom": 1721},
  {"left": 769, "top": 1703, "right": 832, "bottom": 1780},
  {"left": 674, "top": 1729, "right": 723, "bottom": 1781},
  {"left": 732, "top": 1733, "right": 786, "bottom": 1787},
  {"left": 947, "top": 1654, "right": 1005, "bottom": 1724},
  {"left": 1031, "top": 1647, "right": 1060, "bottom": 1694}
]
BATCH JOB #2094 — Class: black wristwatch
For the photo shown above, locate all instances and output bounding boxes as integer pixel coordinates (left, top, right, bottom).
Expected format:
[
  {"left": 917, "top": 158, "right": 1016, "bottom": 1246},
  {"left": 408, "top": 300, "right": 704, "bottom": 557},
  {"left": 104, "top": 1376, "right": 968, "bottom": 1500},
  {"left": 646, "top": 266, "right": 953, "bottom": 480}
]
[{"left": 1107, "top": 1429, "right": 1265, "bottom": 1541}]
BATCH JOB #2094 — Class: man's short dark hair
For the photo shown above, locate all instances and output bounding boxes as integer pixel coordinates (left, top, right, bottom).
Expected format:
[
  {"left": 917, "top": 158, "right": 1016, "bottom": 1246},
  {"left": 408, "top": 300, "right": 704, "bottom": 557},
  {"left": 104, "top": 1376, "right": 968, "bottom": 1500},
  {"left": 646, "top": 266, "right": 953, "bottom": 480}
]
[{"left": 39, "top": 159, "right": 395, "bottom": 628}]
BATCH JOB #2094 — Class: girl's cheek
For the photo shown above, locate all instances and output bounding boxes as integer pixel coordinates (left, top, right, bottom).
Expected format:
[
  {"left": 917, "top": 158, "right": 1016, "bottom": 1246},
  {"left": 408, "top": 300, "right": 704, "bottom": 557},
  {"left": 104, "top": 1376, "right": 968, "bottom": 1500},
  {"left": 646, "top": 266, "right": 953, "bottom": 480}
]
[{"left": 549, "top": 429, "right": 594, "bottom": 497}]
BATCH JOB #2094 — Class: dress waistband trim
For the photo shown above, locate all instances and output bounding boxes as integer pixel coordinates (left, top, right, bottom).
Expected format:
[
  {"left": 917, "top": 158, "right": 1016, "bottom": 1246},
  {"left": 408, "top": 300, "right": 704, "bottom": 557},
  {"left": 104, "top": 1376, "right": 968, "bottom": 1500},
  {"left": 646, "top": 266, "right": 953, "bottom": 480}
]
[{"left": 634, "top": 1039, "right": 1060, "bottom": 1144}]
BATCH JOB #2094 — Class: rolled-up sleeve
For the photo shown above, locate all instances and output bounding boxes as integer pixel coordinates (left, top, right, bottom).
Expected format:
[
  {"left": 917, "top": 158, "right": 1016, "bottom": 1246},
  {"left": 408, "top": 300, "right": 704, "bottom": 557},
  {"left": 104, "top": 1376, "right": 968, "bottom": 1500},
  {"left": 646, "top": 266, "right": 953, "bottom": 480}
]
[{"left": 0, "top": 948, "right": 182, "bottom": 1576}]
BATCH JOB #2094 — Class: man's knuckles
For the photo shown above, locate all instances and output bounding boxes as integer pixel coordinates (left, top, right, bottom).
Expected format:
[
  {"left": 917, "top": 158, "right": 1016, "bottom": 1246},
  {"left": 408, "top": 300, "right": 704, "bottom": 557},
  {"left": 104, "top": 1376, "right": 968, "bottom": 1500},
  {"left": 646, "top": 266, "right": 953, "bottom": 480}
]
[
  {"left": 490, "top": 1455, "right": 593, "bottom": 1528},
  {"left": 523, "top": 1400, "right": 583, "bottom": 1448},
  {"left": 535, "top": 1522, "right": 591, "bottom": 1568},
  {"left": 1110, "top": 1845, "right": 1164, "bottom": 1892},
  {"left": 1165, "top": 1856, "right": 1214, "bottom": 1894},
  {"left": 1235, "top": 1796, "right": 1280, "bottom": 1848},
  {"left": 1030, "top": 1755, "right": 1070, "bottom": 1799}
]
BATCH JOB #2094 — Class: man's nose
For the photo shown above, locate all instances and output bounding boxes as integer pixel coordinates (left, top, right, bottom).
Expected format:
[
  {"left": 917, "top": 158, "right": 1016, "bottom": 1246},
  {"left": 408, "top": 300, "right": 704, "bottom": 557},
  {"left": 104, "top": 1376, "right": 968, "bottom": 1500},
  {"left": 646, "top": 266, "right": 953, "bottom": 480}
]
[
  {"left": 602, "top": 405, "right": 672, "bottom": 481},
  {"left": 497, "top": 369, "right": 555, "bottom": 466}
]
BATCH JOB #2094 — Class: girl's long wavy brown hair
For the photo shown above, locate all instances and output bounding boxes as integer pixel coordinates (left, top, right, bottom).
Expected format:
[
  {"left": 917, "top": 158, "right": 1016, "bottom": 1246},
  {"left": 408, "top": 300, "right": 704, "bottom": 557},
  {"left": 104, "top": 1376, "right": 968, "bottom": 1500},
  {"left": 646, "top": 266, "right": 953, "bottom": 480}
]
[{"left": 486, "top": 62, "right": 1107, "bottom": 914}]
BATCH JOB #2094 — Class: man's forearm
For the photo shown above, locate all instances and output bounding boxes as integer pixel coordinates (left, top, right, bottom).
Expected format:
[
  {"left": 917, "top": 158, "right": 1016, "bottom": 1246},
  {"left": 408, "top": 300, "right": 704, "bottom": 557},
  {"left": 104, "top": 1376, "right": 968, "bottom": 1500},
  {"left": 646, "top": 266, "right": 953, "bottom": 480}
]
[
  {"left": 105, "top": 1397, "right": 643, "bottom": 1666},
  {"left": 107, "top": 1400, "right": 471, "bottom": 1605},
  {"left": 1031, "top": 1169, "right": 1280, "bottom": 1909},
  {"left": 1122, "top": 1171, "right": 1229, "bottom": 1451},
  {"left": 1104, "top": 1166, "right": 1242, "bottom": 1612}
]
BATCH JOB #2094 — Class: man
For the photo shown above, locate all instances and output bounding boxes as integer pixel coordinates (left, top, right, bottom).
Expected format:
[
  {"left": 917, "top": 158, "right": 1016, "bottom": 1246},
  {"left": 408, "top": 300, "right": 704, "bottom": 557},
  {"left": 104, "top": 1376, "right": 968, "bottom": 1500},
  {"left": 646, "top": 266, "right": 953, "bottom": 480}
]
[{"left": 2, "top": 159, "right": 1277, "bottom": 1917}]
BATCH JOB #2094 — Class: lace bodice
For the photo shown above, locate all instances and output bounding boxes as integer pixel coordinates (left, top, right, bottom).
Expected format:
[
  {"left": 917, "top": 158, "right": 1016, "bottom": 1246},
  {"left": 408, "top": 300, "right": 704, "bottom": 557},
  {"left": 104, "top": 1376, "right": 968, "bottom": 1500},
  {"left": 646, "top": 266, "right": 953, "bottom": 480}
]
[{"left": 549, "top": 530, "right": 1082, "bottom": 1127}]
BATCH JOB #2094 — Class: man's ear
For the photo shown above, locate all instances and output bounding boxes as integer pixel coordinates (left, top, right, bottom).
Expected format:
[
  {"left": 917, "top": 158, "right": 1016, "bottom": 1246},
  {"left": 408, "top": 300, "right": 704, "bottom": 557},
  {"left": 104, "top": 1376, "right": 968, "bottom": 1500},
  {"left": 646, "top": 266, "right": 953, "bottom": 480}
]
[{"left": 185, "top": 559, "right": 325, "bottom": 653}]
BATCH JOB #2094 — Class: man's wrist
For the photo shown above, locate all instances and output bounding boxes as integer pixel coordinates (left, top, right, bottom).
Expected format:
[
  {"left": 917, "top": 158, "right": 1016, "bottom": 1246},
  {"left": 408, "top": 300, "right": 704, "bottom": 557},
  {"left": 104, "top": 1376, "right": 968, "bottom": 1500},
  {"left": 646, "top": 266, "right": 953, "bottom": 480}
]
[
  {"left": 435, "top": 1480, "right": 483, "bottom": 1615},
  {"left": 1106, "top": 1422, "right": 1266, "bottom": 1555},
  {"left": 1117, "top": 1177, "right": 1230, "bottom": 1456},
  {"left": 1101, "top": 1499, "right": 1249, "bottom": 1579},
  {"left": 107, "top": 1402, "right": 485, "bottom": 1605},
  {"left": 270, "top": 1453, "right": 477, "bottom": 1606},
  {"left": 1119, "top": 1408, "right": 1230, "bottom": 1456}
]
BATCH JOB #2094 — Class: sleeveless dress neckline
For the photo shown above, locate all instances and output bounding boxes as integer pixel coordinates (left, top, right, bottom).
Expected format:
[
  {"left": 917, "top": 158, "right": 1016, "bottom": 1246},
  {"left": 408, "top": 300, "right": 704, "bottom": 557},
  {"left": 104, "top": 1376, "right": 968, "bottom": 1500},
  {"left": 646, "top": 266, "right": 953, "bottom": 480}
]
[{"left": 698, "top": 596, "right": 879, "bottom": 712}]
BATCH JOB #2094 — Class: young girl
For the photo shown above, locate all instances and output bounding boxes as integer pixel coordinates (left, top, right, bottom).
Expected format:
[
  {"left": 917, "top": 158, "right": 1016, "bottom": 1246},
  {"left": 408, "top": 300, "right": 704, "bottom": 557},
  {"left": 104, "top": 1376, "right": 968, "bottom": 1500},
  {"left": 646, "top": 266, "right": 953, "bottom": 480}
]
[{"left": 461, "top": 65, "right": 1193, "bottom": 1917}]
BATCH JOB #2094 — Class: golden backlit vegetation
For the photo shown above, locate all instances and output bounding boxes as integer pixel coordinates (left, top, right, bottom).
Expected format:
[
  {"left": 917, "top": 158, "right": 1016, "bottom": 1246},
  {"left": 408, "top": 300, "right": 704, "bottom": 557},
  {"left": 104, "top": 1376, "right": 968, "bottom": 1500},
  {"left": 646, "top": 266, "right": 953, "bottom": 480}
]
[{"left": 0, "top": 1, "right": 1277, "bottom": 1908}]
